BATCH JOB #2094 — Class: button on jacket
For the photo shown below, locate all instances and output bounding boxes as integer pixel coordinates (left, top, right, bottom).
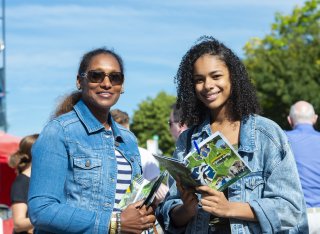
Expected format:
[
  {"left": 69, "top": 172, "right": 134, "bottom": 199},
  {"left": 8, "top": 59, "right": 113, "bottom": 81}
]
[
  {"left": 156, "top": 114, "right": 308, "bottom": 234},
  {"left": 28, "top": 99, "right": 142, "bottom": 234}
]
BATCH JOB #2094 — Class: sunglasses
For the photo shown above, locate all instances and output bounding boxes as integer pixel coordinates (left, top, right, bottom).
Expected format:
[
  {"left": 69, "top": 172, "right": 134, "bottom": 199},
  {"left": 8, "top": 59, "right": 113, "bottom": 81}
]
[{"left": 80, "top": 70, "right": 124, "bottom": 85}]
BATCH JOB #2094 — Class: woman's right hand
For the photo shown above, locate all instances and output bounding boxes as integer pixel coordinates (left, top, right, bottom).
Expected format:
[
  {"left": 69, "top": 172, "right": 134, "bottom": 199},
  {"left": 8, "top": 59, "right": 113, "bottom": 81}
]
[
  {"left": 169, "top": 179, "right": 198, "bottom": 227},
  {"left": 120, "top": 200, "right": 156, "bottom": 234},
  {"left": 176, "top": 179, "right": 198, "bottom": 217}
]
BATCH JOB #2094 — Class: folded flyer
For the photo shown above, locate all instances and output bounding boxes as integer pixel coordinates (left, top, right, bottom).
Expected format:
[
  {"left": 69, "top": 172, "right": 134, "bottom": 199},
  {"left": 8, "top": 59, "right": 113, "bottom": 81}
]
[
  {"left": 154, "top": 131, "right": 251, "bottom": 191},
  {"left": 117, "top": 171, "right": 167, "bottom": 210}
]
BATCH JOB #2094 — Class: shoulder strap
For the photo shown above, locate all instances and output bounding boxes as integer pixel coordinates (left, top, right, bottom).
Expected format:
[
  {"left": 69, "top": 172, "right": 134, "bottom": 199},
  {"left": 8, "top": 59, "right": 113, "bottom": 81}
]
[{"left": 185, "top": 126, "right": 196, "bottom": 153}]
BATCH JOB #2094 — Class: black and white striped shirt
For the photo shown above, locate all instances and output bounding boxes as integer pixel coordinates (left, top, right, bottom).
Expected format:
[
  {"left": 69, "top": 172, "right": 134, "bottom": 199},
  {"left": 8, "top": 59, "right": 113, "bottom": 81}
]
[{"left": 113, "top": 150, "right": 132, "bottom": 211}]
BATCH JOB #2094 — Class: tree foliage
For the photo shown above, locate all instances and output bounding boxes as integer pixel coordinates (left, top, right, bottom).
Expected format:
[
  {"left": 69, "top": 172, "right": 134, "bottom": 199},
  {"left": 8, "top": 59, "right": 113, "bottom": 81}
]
[
  {"left": 131, "top": 91, "right": 176, "bottom": 156},
  {"left": 243, "top": 0, "right": 320, "bottom": 129}
]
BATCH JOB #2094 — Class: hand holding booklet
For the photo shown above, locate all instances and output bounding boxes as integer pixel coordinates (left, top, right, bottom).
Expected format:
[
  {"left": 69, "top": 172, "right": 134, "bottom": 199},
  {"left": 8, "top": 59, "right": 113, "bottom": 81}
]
[
  {"left": 154, "top": 131, "right": 251, "bottom": 191},
  {"left": 117, "top": 171, "right": 168, "bottom": 210}
]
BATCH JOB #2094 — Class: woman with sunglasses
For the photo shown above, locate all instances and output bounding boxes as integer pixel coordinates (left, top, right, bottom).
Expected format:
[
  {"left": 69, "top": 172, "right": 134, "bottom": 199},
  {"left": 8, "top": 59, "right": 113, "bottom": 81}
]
[
  {"left": 156, "top": 36, "right": 308, "bottom": 233},
  {"left": 28, "top": 48, "right": 156, "bottom": 234}
]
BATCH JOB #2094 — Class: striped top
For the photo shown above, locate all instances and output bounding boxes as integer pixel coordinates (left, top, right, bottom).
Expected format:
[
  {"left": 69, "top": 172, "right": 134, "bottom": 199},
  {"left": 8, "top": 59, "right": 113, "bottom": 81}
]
[{"left": 113, "top": 150, "right": 132, "bottom": 211}]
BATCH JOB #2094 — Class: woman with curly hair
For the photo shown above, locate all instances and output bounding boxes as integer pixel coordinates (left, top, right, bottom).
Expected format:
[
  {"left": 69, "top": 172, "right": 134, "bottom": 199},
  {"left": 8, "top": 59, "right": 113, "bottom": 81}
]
[
  {"left": 9, "top": 134, "right": 39, "bottom": 234},
  {"left": 156, "top": 36, "right": 308, "bottom": 233}
]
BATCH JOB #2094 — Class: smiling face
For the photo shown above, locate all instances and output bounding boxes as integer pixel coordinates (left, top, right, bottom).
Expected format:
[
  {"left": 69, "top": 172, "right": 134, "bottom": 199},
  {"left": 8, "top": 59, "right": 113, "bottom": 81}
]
[
  {"left": 77, "top": 53, "right": 123, "bottom": 115},
  {"left": 193, "top": 54, "right": 231, "bottom": 116}
]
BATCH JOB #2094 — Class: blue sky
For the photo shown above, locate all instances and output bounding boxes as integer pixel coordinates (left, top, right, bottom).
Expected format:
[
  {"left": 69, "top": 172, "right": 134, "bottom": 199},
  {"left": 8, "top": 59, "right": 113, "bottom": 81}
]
[{"left": 5, "top": 0, "right": 306, "bottom": 137}]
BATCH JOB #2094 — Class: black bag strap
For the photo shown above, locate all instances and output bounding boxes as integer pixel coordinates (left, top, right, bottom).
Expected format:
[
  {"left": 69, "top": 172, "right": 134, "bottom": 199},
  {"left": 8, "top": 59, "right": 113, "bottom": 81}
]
[{"left": 185, "top": 125, "right": 196, "bottom": 154}]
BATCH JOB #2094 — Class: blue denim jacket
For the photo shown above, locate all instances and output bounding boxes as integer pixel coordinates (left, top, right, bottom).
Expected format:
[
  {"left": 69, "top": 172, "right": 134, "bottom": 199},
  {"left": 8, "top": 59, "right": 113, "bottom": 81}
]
[
  {"left": 28, "top": 99, "right": 142, "bottom": 234},
  {"left": 156, "top": 114, "right": 308, "bottom": 234}
]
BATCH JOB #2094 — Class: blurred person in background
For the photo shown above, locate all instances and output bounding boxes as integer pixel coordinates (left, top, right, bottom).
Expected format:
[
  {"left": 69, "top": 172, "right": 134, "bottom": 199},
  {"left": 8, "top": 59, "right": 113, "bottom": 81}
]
[
  {"left": 168, "top": 103, "right": 188, "bottom": 142},
  {"left": 167, "top": 103, "right": 188, "bottom": 187},
  {"left": 110, "top": 109, "right": 169, "bottom": 203},
  {"left": 28, "top": 48, "right": 155, "bottom": 234},
  {"left": 110, "top": 109, "right": 160, "bottom": 181},
  {"left": 286, "top": 100, "right": 320, "bottom": 234},
  {"left": 8, "top": 134, "right": 39, "bottom": 234}
]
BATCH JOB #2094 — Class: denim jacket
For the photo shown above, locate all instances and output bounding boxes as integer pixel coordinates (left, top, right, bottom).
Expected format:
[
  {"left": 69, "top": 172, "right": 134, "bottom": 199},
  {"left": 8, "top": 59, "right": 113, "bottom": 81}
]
[
  {"left": 28, "top": 99, "right": 142, "bottom": 234},
  {"left": 156, "top": 114, "right": 308, "bottom": 234}
]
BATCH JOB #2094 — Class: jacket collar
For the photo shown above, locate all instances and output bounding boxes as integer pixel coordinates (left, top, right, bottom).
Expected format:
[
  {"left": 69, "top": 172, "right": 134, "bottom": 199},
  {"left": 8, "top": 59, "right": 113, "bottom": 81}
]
[
  {"left": 191, "top": 114, "right": 257, "bottom": 153},
  {"left": 73, "top": 99, "right": 124, "bottom": 142}
]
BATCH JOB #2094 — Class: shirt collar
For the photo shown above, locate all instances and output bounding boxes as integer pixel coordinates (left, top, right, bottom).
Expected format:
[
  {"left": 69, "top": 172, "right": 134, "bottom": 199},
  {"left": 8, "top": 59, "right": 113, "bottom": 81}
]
[
  {"left": 109, "top": 115, "right": 124, "bottom": 142},
  {"left": 293, "top": 123, "right": 315, "bottom": 132}
]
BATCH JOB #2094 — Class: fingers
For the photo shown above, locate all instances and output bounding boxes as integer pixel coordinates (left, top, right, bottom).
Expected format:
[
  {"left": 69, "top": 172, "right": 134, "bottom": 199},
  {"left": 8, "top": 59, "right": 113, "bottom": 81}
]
[
  {"left": 200, "top": 197, "right": 215, "bottom": 207},
  {"left": 137, "top": 206, "right": 156, "bottom": 222},
  {"left": 133, "top": 200, "right": 144, "bottom": 208},
  {"left": 145, "top": 205, "right": 155, "bottom": 214},
  {"left": 147, "top": 214, "right": 156, "bottom": 223},
  {"left": 196, "top": 185, "right": 219, "bottom": 195},
  {"left": 176, "top": 180, "right": 184, "bottom": 193},
  {"left": 175, "top": 176, "right": 181, "bottom": 185},
  {"left": 143, "top": 222, "right": 154, "bottom": 230},
  {"left": 140, "top": 214, "right": 156, "bottom": 231}
]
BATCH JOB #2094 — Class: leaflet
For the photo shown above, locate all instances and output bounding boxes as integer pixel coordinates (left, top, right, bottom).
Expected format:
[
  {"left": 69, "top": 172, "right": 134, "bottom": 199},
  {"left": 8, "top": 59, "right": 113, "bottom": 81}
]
[{"left": 154, "top": 131, "right": 251, "bottom": 191}]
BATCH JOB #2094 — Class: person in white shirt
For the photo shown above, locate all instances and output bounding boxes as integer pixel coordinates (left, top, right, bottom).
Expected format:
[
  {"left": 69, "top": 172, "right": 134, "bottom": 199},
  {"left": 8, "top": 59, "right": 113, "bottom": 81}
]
[{"left": 110, "top": 109, "right": 169, "bottom": 198}]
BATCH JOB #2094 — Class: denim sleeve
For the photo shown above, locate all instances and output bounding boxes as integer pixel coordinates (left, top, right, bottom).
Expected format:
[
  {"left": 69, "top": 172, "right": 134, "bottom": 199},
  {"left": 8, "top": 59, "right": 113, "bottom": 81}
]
[
  {"left": 248, "top": 142, "right": 305, "bottom": 233},
  {"left": 155, "top": 181, "right": 187, "bottom": 234},
  {"left": 28, "top": 120, "right": 97, "bottom": 233},
  {"left": 156, "top": 131, "right": 192, "bottom": 234}
]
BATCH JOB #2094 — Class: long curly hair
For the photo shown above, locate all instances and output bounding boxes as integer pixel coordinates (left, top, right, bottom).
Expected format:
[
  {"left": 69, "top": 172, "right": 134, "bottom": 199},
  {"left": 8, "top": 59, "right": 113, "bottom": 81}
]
[
  {"left": 175, "top": 36, "right": 260, "bottom": 126},
  {"left": 8, "top": 134, "right": 39, "bottom": 174}
]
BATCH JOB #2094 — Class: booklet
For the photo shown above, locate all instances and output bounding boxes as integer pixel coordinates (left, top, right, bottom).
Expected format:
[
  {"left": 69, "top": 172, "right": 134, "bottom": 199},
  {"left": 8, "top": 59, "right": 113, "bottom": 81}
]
[
  {"left": 117, "top": 170, "right": 168, "bottom": 210},
  {"left": 154, "top": 131, "right": 251, "bottom": 191}
]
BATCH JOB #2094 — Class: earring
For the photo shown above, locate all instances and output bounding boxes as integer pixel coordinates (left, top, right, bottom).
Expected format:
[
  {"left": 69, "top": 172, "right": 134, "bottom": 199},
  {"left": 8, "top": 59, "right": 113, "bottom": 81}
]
[
  {"left": 120, "top": 88, "right": 124, "bottom": 94},
  {"left": 77, "top": 85, "right": 81, "bottom": 90}
]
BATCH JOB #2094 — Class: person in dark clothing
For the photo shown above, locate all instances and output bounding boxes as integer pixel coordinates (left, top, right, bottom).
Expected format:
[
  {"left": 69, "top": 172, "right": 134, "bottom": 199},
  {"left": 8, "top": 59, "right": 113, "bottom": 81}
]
[{"left": 9, "top": 134, "right": 39, "bottom": 234}]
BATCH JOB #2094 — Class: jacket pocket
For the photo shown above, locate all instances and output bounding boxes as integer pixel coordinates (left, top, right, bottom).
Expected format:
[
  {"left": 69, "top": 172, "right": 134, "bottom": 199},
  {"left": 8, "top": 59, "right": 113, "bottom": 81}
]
[
  {"left": 74, "top": 157, "right": 102, "bottom": 185},
  {"left": 73, "top": 157, "right": 102, "bottom": 206},
  {"left": 243, "top": 172, "right": 265, "bottom": 200}
]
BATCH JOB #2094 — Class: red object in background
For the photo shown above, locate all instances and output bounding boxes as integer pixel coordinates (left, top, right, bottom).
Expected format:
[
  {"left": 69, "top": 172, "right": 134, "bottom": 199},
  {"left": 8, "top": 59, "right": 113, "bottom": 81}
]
[
  {"left": 2, "top": 218, "right": 14, "bottom": 234},
  {"left": 0, "top": 131, "right": 21, "bottom": 207}
]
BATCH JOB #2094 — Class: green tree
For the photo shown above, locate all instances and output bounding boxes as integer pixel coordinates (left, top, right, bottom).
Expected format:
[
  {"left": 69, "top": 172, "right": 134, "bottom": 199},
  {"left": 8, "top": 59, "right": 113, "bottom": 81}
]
[
  {"left": 131, "top": 91, "right": 176, "bottom": 156},
  {"left": 243, "top": 0, "right": 320, "bottom": 129}
]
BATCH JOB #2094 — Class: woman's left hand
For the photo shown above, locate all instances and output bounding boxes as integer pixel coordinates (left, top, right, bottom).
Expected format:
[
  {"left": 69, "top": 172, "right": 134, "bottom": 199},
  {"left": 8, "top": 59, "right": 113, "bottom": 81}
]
[{"left": 196, "top": 185, "right": 230, "bottom": 218}]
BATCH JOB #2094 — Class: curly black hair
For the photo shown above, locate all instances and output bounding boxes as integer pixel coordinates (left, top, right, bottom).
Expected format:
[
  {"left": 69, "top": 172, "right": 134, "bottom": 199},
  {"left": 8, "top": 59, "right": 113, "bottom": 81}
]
[{"left": 175, "top": 36, "right": 260, "bottom": 126}]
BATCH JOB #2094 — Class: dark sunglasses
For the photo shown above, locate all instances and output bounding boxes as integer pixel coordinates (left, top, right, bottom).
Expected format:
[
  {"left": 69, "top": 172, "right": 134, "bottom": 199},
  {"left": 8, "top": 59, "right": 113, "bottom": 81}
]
[
  {"left": 168, "top": 120, "right": 177, "bottom": 127},
  {"left": 80, "top": 70, "right": 124, "bottom": 85}
]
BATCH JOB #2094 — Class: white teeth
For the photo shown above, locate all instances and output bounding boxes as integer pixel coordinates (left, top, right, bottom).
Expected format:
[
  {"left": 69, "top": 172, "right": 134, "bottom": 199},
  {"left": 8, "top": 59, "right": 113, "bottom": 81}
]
[
  {"left": 98, "top": 92, "right": 112, "bottom": 97},
  {"left": 206, "top": 92, "right": 219, "bottom": 97},
  {"left": 204, "top": 91, "right": 219, "bottom": 101}
]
